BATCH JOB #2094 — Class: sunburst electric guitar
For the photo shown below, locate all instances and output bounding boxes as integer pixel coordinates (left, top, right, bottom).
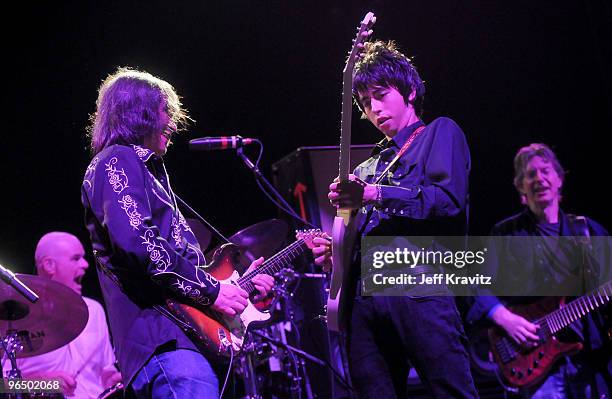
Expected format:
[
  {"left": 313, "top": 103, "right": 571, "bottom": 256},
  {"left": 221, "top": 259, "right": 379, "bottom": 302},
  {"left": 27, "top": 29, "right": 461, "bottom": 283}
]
[
  {"left": 166, "top": 230, "right": 323, "bottom": 361},
  {"left": 327, "top": 12, "right": 376, "bottom": 332}
]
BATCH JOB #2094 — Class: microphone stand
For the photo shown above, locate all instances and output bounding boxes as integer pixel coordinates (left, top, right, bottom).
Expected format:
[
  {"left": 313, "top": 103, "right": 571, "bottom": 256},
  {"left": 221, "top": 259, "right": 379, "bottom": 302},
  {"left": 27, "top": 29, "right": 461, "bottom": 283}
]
[
  {"left": 236, "top": 146, "right": 304, "bottom": 225},
  {"left": 0, "top": 264, "right": 39, "bottom": 303},
  {"left": 250, "top": 330, "right": 326, "bottom": 367}
]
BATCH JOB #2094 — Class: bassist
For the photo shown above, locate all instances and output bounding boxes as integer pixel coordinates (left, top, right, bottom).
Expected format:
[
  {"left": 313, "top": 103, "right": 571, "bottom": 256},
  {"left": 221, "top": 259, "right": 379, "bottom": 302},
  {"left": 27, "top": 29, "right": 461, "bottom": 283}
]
[{"left": 467, "top": 143, "right": 611, "bottom": 398}]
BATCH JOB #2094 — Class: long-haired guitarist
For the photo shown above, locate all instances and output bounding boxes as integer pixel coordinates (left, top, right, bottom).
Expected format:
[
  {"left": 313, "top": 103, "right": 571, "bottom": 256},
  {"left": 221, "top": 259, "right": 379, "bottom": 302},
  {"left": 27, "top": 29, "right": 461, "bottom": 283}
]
[
  {"left": 467, "top": 143, "right": 611, "bottom": 398},
  {"left": 312, "top": 40, "right": 478, "bottom": 399},
  {"left": 81, "top": 67, "right": 274, "bottom": 398}
]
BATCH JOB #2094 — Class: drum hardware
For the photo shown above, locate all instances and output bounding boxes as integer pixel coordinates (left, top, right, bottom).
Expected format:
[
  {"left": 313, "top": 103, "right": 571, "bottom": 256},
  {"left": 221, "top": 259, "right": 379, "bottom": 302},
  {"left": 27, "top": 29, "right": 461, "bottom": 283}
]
[
  {"left": 1, "top": 274, "right": 88, "bottom": 399},
  {"left": 236, "top": 339, "right": 263, "bottom": 399},
  {"left": 266, "top": 269, "right": 299, "bottom": 312},
  {"left": 228, "top": 265, "right": 325, "bottom": 399},
  {"left": 0, "top": 275, "right": 88, "bottom": 359},
  {"left": 204, "top": 219, "right": 289, "bottom": 273},
  {"left": 2, "top": 332, "right": 24, "bottom": 381},
  {"left": 96, "top": 382, "right": 124, "bottom": 399},
  {"left": 199, "top": 218, "right": 322, "bottom": 398}
]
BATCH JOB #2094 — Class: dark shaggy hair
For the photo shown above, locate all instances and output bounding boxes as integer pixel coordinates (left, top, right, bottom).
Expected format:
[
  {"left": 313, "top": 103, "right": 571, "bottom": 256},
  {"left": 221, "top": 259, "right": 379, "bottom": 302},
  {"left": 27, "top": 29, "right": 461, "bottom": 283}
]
[
  {"left": 352, "top": 40, "right": 425, "bottom": 116},
  {"left": 88, "top": 67, "right": 191, "bottom": 155}
]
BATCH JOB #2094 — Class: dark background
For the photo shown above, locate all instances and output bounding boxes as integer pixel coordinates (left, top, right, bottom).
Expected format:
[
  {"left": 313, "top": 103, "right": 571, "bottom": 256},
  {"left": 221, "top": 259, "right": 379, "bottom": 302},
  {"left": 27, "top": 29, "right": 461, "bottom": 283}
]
[{"left": 2, "top": 0, "right": 611, "bottom": 302}]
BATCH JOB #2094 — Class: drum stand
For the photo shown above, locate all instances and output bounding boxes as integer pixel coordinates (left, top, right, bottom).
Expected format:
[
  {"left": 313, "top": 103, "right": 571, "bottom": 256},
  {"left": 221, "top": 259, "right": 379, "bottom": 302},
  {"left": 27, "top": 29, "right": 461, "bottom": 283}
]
[
  {"left": 234, "top": 268, "right": 325, "bottom": 399},
  {"left": 1, "top": 333, "right": 25, "bottom": 399},
  {"left": 237, "top": 341, "right": 262, "bottom": 399}
]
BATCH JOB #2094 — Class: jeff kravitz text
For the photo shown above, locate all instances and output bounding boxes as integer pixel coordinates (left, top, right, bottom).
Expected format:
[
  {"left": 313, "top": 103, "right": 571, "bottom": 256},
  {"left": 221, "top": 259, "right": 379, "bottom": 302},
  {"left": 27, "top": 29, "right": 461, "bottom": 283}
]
[{"left": 371, "top": 273, "right": 492, "bottom": 286}]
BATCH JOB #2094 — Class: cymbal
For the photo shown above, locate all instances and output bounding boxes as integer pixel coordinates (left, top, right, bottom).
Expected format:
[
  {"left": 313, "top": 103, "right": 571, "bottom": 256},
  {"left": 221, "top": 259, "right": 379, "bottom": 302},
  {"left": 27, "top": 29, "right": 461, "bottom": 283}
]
[
  {"left": 207, "top": 219, "right": 289, "bottom": 272},
  {"left": 0, "top": 274, "right": 89, "bottom": 358}
]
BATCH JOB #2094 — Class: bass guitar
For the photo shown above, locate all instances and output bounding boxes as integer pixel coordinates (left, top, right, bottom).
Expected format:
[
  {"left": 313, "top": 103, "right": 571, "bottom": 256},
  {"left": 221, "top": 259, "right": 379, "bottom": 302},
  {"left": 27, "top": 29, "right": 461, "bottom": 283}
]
[{"left": 488, "top": 281, "right": 611, "bottom": 388}]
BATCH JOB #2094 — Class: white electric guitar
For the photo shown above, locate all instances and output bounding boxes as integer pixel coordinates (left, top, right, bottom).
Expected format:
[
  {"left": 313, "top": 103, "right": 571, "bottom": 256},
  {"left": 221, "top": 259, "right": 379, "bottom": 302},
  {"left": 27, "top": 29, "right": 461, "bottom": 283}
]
[{"left": 327, "top": 12, "right": 376, "bottom": 332}]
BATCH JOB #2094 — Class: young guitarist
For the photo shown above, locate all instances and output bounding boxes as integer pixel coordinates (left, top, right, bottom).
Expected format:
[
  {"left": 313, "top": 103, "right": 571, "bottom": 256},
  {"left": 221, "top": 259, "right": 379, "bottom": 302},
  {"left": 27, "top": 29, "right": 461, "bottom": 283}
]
[
  {"left": 467, "top": 143, "right": 611, "bottom": 398},
  {"left": 81, "top": 68, "right": 274, "bottom": 398},
  {"left": 312, "top": 40, "right": 478, "bottom": 398}
]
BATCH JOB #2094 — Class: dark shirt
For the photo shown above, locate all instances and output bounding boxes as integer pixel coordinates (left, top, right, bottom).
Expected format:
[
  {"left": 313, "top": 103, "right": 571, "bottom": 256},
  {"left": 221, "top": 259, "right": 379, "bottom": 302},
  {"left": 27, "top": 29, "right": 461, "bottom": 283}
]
[
  {"left": 353, "top": 118, "right": 471, "bottom": 295},
  {"left": 355, "top": 117, "right": 471, "bottom": 237},
  {"left": 81, "top": 144, "right": 221, "bottom": 384},
  {"left": 468, "top": 208, "right": 611, "bottom": 349}
]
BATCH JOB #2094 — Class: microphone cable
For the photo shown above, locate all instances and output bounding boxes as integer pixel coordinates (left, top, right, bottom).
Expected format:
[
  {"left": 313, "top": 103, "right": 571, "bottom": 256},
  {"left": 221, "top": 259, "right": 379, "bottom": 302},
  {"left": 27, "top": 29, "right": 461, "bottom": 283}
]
[{"left": 218, "top": 346, "right": 234, "bottom": 399}]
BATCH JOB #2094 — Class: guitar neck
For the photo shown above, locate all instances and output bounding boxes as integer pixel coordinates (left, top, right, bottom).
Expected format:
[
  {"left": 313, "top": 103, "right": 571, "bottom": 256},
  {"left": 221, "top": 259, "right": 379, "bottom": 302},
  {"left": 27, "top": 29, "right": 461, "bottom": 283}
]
[
  {"left": 338, "top": 73, "right": 354, "bottom": 181},
  {"left": 542, "top": 281, "right": 611, "bottom": 334},
  {"left": 337, "top": 12, "right": 375, "bottom": 181},
  {"left": 235, "top": 239, "right": 308, "bottom": 293}
]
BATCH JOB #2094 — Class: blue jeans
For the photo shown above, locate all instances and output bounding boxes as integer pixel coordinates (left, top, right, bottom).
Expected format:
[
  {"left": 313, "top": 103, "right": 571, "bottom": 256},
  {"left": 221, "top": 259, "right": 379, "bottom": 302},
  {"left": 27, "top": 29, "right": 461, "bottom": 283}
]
[
  {"left": 526, "top": 356, "right": 608, "bottom": 399},
  {"left": 130, "top": 349, "right": 219, "bottom": 399}
]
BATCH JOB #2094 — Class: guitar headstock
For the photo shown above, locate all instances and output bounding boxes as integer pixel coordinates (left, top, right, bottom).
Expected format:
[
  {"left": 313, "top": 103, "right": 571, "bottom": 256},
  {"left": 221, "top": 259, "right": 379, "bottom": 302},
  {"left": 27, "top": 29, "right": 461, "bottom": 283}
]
[
  {"left": 344, "top": 12, "right": 376, "bottom": 74},
  {"left": 296, "top": 229, "right": 326, "bottom": 249}
]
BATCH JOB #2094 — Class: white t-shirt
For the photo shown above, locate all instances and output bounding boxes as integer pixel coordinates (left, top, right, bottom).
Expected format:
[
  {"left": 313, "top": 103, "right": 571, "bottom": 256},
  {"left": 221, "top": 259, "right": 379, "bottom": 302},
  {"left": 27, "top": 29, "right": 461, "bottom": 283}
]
[{"left": 2, "top": 297, "right": 118, "bottom": 398}]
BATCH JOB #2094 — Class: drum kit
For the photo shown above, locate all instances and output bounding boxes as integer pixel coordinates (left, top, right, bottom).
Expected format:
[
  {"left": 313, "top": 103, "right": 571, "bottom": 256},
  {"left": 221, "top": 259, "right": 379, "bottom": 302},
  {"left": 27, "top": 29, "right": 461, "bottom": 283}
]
[
  {"left": 194, "top": 218, "right": 328, "bottom": 399},
  {"left": 1, "top": 219, "right": 327, "bottom": 399},
  {"left": 0, "top": 274, "right": 89, "bottom": 398}
]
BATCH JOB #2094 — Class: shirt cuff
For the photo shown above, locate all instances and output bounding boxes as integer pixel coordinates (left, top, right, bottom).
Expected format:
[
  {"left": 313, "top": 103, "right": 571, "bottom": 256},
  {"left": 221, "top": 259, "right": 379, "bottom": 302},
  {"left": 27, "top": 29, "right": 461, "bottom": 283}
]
[{"left": 487, "top": 303, "right": 504, "bottom": 320}]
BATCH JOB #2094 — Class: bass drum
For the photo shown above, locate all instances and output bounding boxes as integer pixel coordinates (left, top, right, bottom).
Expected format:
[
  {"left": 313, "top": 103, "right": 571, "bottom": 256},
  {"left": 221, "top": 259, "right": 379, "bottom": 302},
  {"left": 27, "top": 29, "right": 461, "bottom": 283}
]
[{"left": 97, "top": 382, "right": 124, "bottom": 399}]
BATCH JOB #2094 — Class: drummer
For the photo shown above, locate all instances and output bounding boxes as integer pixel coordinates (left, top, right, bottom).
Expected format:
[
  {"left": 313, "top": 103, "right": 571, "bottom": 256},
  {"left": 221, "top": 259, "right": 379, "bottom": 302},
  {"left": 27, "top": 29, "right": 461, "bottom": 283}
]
[{"left": 1, "top": 232, "right": 122, "bottom": 397}]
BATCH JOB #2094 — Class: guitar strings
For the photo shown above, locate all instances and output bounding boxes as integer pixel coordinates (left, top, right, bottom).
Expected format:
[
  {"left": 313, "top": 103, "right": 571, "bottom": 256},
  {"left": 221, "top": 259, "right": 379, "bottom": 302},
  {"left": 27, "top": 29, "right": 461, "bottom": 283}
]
[
  {"left": 534, "top": 282, "right": 611, "bottom": 336},
  {"left": 236, "top": 239, "right": 309, "bottom": 290}
]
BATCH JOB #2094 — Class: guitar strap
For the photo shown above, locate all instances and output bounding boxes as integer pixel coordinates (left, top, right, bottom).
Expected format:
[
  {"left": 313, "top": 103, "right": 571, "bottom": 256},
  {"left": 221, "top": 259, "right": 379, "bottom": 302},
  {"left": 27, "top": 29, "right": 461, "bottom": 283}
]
[
  {"left": 373, "top": 125, "right": 426, "bottom": 185},
  {"left": 175, "top": 194, "right": 231, "bottom": 244},
  {"left": 566, "top": 214, "right": 599, "bottom": 293},
  {"left": 358, "top": 125, "right": 427, "bottom": 236},
  {"left": 566, "top": 214, "right": 591, "bottom": 246}
]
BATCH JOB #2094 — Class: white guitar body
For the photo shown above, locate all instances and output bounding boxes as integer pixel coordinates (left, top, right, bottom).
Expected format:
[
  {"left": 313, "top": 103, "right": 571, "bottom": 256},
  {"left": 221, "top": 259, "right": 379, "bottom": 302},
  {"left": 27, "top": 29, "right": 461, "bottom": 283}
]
[
  {"left": 218, "top": 270, "right": 271, "bottom": 351},
  {"left": 327, "top": 215, "right": 346, "bottom": 331}
]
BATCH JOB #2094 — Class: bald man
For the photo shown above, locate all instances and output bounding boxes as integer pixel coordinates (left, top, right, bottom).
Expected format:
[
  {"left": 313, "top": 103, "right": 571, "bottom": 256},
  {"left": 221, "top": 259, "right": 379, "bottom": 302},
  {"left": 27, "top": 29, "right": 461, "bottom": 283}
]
[{"left": 2, "top": 232, "right": 122, "bottom": 398}]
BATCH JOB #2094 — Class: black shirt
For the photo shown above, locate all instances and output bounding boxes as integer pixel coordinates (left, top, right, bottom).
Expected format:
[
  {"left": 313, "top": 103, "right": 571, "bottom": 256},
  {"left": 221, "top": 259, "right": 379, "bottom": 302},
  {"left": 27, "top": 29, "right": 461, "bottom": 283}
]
[{"left": 81, "top": 144, "right": 221, "bottom": 384}]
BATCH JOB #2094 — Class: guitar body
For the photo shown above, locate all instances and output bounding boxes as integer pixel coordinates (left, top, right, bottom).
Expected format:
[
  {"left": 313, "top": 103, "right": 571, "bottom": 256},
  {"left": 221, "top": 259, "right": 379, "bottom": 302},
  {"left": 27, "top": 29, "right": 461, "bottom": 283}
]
[
  {"left": 488, "top": 297, "right": 583, "bottom": 388},
  {"left": 166, "top": 243, "right": 270, "bottom": 362},
  {"left": 328, "top": 210, "right": 359, "bottom": 332},
  {"left": 165, "top": 231, "right": 322, "bottom": 361}
]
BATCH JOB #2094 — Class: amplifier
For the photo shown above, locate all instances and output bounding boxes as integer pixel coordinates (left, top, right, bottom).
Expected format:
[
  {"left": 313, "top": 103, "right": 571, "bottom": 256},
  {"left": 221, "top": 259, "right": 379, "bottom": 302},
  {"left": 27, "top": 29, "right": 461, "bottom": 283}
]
[{"left": 271, "top": 145, "right": 375, "bottom": 234}]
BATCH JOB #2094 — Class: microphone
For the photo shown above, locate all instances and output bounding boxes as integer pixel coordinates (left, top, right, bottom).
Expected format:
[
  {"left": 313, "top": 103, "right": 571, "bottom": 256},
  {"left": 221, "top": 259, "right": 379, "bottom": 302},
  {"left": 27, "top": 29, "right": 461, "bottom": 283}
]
[
  {"left": 190, "top": 136, "right": 254, "bottom": 151},
  {"left": 0, "top": 264, "right": 39, "bottom": 303}
]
